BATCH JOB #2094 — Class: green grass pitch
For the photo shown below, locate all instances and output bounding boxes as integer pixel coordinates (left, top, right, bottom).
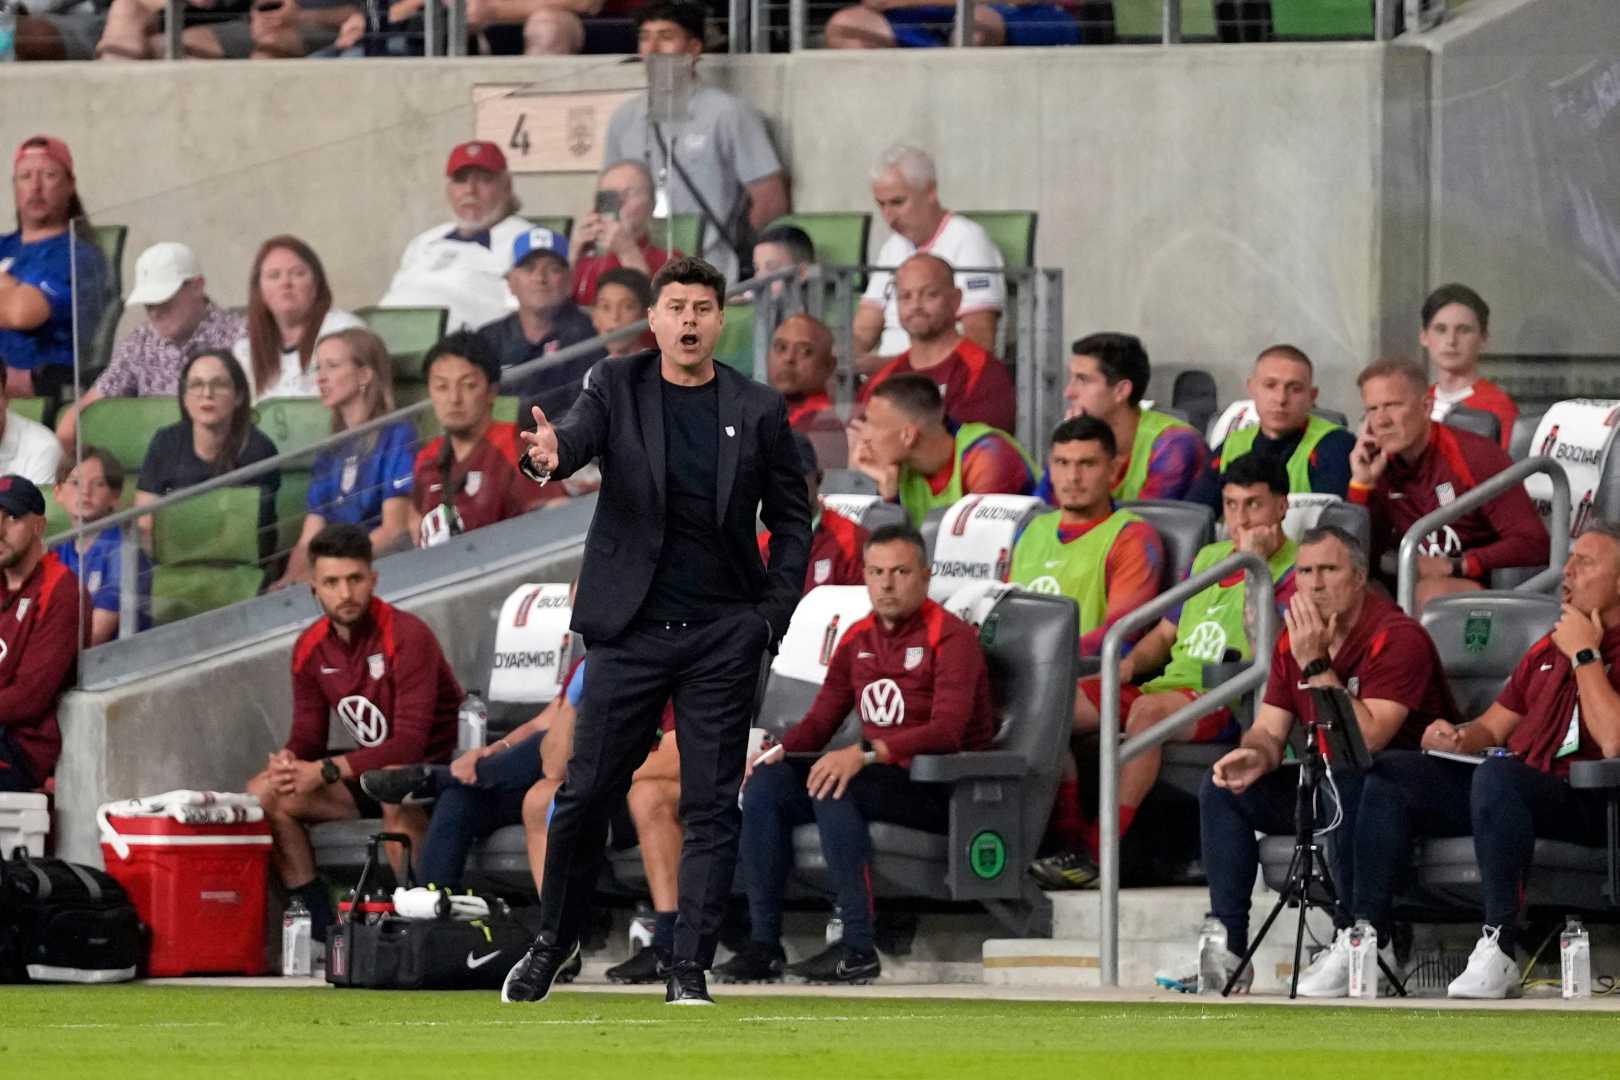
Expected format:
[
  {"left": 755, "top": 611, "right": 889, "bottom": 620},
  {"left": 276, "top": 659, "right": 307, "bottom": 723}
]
[{"left": 4, "top": 986, "right": 1620, "bottom": 1078}]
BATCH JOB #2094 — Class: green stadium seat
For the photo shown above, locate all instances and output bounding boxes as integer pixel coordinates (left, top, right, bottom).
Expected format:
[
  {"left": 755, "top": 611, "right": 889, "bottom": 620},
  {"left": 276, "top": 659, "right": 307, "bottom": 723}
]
[
  {"left": 9, "top": 397, "right": 47, "bottom": 424},
  {"left": 256, "top": 399, "right": 331, "bottom": 457},
  {"left": 413, "top": 409, "right": 442, "bottom": 446},
  {"left": 153, "top": 486, "right": 262, "bottom": 566},
  {"left": 84, "top": 224, "right": 127, "bottom": 379},
  {"left": 1271, "top": 0, "right": 1373, "bottom": 38},
  {"left": 526, "top": 216, "right": 575, "bottom": 242},
  {"left": 647, "top": 214, "right": 704, "bottom": 261},
  {"left": 41, "top": 485, "right": 71, "bottom": 542},
  {"left": 492, "top": 396, "right": 519, "bottom": 424},
  {"left": 149, "top": 565, "right": 266, "bottom": 627},
  {"left": 273, "top": 470, "right": 311, "bottom": 559},
  {"left": 765, "top": 213, "right": 871, "bottom": 269},
  {"left": 80, "top": 397, "right": 181, "bottom": 472},
  {"left": 355, "top": 306, "right": 449, "bottom": 383},
  {"left": 960, "top": 211, "right": 1037, "bottom": 268},
  {"left": 715, "top": 304, "right": 756, "bottom": 375}
]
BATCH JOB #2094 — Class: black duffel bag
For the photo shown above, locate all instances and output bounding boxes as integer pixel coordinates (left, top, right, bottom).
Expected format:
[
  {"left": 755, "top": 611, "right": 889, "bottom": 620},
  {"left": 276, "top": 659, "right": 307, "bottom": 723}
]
[{"left": 0, "top": 846, "right": 145, "bottom": 983}]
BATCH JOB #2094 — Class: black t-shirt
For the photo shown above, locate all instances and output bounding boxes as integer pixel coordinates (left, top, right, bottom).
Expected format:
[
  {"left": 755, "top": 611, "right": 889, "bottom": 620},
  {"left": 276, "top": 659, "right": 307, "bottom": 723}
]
[
  {"left": 475, "top": 305, "right": 597, "bottom": 411},
  {"left": 138, "top": 423, "right": 282, "bottom": 561},
  {"left": 638, "top": 377, "right": 751, "bottom": 622}
]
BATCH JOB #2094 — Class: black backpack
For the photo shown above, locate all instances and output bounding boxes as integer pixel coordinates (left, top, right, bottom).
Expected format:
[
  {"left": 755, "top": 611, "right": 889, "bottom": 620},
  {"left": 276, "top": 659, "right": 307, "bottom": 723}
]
[{"left": 0, "top": 847, "right": 145, "bottom": 983}]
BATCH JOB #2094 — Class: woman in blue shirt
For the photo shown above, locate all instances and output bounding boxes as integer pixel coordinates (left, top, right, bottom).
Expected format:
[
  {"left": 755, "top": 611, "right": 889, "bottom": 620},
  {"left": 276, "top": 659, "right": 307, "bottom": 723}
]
[{"left": 275, "top": 327, "right": 416, "bottom": 586}]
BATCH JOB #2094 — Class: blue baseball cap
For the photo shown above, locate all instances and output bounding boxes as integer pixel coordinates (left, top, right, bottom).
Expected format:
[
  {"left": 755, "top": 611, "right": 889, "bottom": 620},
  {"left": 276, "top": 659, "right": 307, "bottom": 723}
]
[
  {"left": 0, "top": 475, "right": 45, "bottom": 518},
  {"left": 511, "top": 227, "right": 569, "bottom": 270}
]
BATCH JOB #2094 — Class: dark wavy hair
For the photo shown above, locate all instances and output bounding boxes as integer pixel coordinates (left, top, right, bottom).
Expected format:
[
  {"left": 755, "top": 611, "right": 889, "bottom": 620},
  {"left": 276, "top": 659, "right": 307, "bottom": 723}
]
[{"left": 176, "top": 348, "right": 255, "bottom": 477}]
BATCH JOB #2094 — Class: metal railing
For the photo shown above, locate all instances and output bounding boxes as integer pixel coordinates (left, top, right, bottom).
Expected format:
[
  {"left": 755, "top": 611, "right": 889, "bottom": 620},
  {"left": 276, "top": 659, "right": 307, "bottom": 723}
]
[
  {"left": 1097, "top": 550, "right": 1278, "bottom": 987},
  {"left": 1395, "top": 456, "right": 1571, "bottom": 615}
]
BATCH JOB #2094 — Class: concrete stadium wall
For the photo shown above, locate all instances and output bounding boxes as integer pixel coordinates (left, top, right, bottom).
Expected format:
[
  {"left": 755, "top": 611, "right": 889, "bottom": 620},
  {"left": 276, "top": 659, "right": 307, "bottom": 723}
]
[{"left": 2, "top": 43, "right": 1426, "bottom": 413}]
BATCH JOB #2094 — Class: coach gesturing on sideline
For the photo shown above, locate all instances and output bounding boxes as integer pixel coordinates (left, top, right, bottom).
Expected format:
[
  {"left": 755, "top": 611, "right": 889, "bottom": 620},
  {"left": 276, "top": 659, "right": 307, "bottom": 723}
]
[{"left": 501, "top": 256, "right": 812, "bottom": 1007}]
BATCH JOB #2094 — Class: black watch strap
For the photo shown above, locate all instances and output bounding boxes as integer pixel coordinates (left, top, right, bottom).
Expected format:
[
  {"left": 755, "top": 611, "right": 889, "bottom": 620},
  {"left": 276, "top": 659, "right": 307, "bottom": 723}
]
[
  {"left": 1574, "top": 648, "right": 1600, "bottom": 669},
  {"left": 320, "top": 757, "right": 341, "bottom": 785},
  {"left": 1301, "top": 657, "right": 1333, "bottom": 679}
]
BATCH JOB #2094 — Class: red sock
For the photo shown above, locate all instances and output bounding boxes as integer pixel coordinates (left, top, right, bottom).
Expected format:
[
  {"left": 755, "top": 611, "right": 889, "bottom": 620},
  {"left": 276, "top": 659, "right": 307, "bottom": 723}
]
[
  {"left": 1079, "top": 807, "right": 1138, "bottom": 861},
  {"left": 1048, "top": 779, "right": 1085, "bottom": 852},
  {"left": 1118, "top": 804, "right": 1138, "bottom": 839}
]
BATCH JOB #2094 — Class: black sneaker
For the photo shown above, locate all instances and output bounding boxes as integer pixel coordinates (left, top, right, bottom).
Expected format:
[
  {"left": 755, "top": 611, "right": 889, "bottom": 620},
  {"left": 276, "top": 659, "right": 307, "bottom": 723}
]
[
  {"left": 359, "top": 765, "right": 437, "bottom": 806},
  {"left": 1027, "top": 850, "right": 1100, "bottom": 891},
  {"left": 665, "top": 959, "right": 715, "bottom": 1005},
  {"left": 604, "top": 945, "right": 671, "bottom": 984},
  {"left": 558, "top": 948, "right": 583, "bottom": 984},
  {"left": 712, "top": 942, "right": 786, "bottom": 984},
  {"left": 786, "top": 942, "right": 881, "bottom": 984},
  {"left": 500, "top": 937, "right": 580, "bottom": 1004}
]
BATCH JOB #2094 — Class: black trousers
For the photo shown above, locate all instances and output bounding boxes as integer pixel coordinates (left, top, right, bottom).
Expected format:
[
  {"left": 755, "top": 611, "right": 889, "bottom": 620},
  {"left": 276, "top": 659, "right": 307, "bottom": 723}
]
[
  {"left": 0, "top": 732, "right": 37, "bottom": 793},
  {"left": 538, "top": 611, "right": 768, "bottom": 967}
]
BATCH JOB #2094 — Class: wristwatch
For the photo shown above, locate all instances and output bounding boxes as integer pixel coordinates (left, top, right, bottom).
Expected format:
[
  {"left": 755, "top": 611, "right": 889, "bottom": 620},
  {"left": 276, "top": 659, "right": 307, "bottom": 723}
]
[
  {"left": 1450, "top": 557, "right": 1466, "bottom": 578},
  {"left": 1301, "top": 657, "right": 1333, "bottom": 680},
  {"left": 1574, "top": 648, "right": 1600, "bottom": 669},
  {"left": 319, "top": 757, "right": 342, "bottom": 785},
  {"left": 859, "top": 738, "right": 877, "bottom": 766}
]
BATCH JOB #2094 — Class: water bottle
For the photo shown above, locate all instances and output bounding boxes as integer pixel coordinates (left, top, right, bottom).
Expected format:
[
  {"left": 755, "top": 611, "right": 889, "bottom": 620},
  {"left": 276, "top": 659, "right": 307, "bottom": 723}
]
[
  {"left": 1195, "top": 916, "right": 1227, "bottom": 994},
  {"left": 628, "top": 908, "right": 655, "bottom": 955},
  {"left": 1561, "top": 917, "right": 1591, "bottom": 999},
  {"left": 282, "top": 897, "right": 313, "bottom": 977},
  {"left": 0, "top": 0, "right": 17, "bottom": 62},
  {"left": 457, "top": 691, "right": 488, "bottom": 755},
  {"left": 825, "top": 914, "right": 844, "bottom": 946},
  {"left": 1347, "top": 919, "right": 1378, "bottom": 999}
]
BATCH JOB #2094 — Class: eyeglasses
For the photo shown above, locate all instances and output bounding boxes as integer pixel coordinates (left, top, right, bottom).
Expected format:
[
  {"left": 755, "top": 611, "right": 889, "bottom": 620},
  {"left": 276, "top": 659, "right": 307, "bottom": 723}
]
[{"left": 184, "top": 378, "right": 235, "bottom": 397}]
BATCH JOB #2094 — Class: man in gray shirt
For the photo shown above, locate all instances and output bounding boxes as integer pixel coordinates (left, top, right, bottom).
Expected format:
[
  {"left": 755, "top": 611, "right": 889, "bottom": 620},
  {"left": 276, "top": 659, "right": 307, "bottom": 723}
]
[{"left": 602, "top": 0, "right": 790, "bottom": 284}]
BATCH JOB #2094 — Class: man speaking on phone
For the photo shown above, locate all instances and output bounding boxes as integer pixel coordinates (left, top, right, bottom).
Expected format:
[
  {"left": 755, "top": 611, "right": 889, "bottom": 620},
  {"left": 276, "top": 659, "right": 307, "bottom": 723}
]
[{"left": 501, "top": 255, "right": 811, "bottom": 1007}]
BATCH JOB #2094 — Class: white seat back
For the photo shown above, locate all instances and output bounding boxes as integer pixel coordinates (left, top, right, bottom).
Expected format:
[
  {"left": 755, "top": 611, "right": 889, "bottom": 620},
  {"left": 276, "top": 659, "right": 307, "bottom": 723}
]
[
  {"left": 927, "top": 494, "right": 1048, "bottom": 602},
  {"left": 770, "top": 585, "right": 873, "bottom": 686},
  {"left": 1525, "top": 399, "right": 1620, "bottom": 538},
  {"left": 488, "top": 583, "right": 573, "bottom": 705},
  {"left": 1206, "top": 399, "right": 1258, "bottom": 449}
]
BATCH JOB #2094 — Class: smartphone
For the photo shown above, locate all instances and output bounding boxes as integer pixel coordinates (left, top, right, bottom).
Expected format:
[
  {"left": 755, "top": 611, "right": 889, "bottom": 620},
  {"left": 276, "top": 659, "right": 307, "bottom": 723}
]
[{"left": 594, "top": 190, "right": 622, "bottom": 220}]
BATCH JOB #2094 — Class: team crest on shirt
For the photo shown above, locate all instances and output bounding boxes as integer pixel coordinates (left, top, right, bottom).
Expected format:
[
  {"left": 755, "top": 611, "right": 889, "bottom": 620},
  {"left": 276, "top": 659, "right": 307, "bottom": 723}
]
[
  {"left": 904, "top": 646, "right": 925, "bottom": 670},
  {"left": 1435, "top": 482, "right": 1455, "bottom": 506},
  {"left": 337, "top": 694, "right": 390, "bottom": 747},
  {"left": 341, "top": 456, "right": 359, "bottom": 495},
  {"left": 464, "top": 471, "right": 483, "bottom": 496},
  {"left": 15, "top": 599, "right": 29, "bottom": 621},
  {"left": 1347, "top": 676, "right": 1360, "bottom": 697},
  {"left": 367, "top": 653, "right": 385, "bottom": 680},
  {"left": 88, "top": 571, "right": 103, "bottom": 594},
  {"left": 813, "top": 558, "right": 832, "bottom": 584}
]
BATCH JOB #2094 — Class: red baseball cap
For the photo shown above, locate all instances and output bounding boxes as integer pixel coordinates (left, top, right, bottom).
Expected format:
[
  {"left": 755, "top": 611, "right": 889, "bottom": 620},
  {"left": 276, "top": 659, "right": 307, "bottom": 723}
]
[
  {"left": 14, "top": 135, "right": 74, "bottom": 178},
  {"left": 445, "top": 141, "right": 507, "bottom": 178}
]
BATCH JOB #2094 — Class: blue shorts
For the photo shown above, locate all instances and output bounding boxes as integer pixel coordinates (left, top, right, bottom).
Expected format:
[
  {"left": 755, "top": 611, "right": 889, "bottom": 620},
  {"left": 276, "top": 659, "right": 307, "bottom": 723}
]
[{"left": 884, "top": 4, "right": 1081, "bottom": 47}]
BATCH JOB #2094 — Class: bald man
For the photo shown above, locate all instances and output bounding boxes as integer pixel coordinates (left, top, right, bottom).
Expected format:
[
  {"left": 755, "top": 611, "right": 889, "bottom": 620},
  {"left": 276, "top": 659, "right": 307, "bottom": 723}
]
[
  {"left": 768, "top": 314, "right": 847, "bottom": 469},
  {"left": 857, "top": 253, "right": 1016, "bottom": 432},
  {"left": 571, "top": 160, "right": 676, "bottom": 306}
]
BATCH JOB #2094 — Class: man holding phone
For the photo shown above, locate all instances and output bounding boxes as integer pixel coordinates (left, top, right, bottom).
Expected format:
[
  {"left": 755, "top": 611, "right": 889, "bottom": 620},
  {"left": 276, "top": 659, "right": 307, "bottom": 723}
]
[{"left": 572, "top": 161, "right": 675, "bottom": 307}]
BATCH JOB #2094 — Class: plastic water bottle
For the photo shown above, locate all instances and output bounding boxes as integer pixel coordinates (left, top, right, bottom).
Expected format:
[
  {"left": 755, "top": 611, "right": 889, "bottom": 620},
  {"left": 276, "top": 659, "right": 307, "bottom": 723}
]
[
  {"left": 282, "top": 897, "right": 313, "bottom": 977},
  {"left": 825, "top": 914, "right": 844, "bottom": 946},
  {"left": 1195, "top": 916, "right": 1227, "bottom": 994},
  {"left": 457, "top": 691, "right": 488, "bottom": 755},
  {"left": 0, "top": 0, "right": 18, "bottom": 62},
  {"left": 1347, "top": 919, "right": 1378, "bottom": 999},
  {"left": 1561, "top": 917, "right": 1591, "bottom": 999},
  {"left": 628, "top": 908, "right": 655, "bottom": 954}
]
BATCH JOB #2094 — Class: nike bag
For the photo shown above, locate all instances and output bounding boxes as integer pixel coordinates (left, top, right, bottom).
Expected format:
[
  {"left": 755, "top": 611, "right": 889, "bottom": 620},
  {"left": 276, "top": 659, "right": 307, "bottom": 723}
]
[
  {"left": 0, "top": 846, "right": 145, "bottom": 983},
  {"left": 326, "top": 832, "right": 531, "bottom": 990}
]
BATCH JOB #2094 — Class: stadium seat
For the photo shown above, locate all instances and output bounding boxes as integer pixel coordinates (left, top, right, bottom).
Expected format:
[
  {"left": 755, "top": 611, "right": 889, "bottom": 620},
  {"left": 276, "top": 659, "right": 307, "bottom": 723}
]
[
  {"left": 960, "top": 211, "right": 1037, "bottom": 268},
  {"left": 715, "top": 302, "right": 756, "bottom": 373},
  {"left": 85, "top": 223, "right": 127, "bottom": 379},
  {"left": 9, "top": 397, "right": 47, "bottom": 424},
  {"left": 525, "top": 215, "right": 575, "bottom": 241},
  {"left": 80, "top": 397, "right": 181, "bottom": 472},
  {"left": 648, "top": 214, "right": 704, "bottom": 262},
  {"left": 1313, "top": 407, "right": 1349, "bottom": 428},
  {"left": 356, "top": 305, "right": 449, "bottom": 383},
  {"left": 492, "top": 396, "right": 519, "bottom": 424},
  {"left": 1441, "top": 404, "right": 1502, "bottom": 446},
  {"left": 927, "top": 493, "right": 1046, "bottom": 601},
  {"left": 154, "top": 486, "right": 263, "bottom": 565},
  {"left": 1119, "top": 499, "right": 1214, "bottom": 583},
  {"left": 1112, "top": 0, "right": 1216, "bottom": 39},
  {"left": 256, "top": 398, "right": 331, "bottom": 457},
  {"left": 149, "top": 564, "right": 265, "bottom": 627},
  {"left": 821, "top": 469, "right": 879, "bottom": 497},
  {"left": 818, "top": 493, "right": 908, "bottom": 533},
  {"left": 272, "top": 470, "right": 311, "bottom": 560},
  {"left": 1510, "top": 406, "right": 1546, "bottom": 461},
  {"left": 1270, "top": 0, "right": 1374, "bottom": 39},
  {"left": 920, "top": 505, "right": 950, "bottom": 560},
  {"left": 1316, "top": 499, "right": 1372, "bottom": 555},
  {"left": 41, "top": 484, "right": 71, "bottom": 540},
  {"left": 1524, "top": 399, "right": 1620, "bottom": 539},
  {"left": 765, "top": 212, "right": 872, "bottom": 269},
  {"left": 789, "top": 589, "right": 1078, "bottom": 929},
  {"left": 1171, "top": 370, "right": 1219, "bottom": 443}
]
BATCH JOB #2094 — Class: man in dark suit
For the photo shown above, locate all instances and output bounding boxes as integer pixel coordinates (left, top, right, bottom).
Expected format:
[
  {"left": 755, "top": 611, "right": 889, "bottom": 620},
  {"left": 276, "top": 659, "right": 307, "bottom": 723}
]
[{"left": 501, "top": 255, "right": 811, "bottom": 1006}]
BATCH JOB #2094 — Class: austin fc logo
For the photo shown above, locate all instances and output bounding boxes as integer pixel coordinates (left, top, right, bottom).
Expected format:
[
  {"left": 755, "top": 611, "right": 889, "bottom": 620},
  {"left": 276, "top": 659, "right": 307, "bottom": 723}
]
[
  {"left": 860, "top": 679, "right": 906, "bottom": 727},
  {"left": 337, "top": 695, "right": 390, "bottom": 747}
]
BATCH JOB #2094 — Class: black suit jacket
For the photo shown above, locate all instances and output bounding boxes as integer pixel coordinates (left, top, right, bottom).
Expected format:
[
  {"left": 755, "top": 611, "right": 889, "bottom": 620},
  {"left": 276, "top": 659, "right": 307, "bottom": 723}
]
[{"left": 546, "top": 349, "right": 812, "bottom": 645}]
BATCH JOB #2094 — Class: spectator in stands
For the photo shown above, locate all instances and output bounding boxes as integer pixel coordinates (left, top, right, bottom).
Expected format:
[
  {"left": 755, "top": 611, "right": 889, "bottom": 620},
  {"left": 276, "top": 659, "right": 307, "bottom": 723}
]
[
  {"left": 824, "top": 0, "right": 1079, "bottom": 49},
  {"left": 759, "top": 433, "right": 867, "bottom": 594},
  {"left": 411, "top": 331, "right": 553, "bottom": 547},
  {"left": 474, "top": 227, "right": 596, "bottom": 413},
  {"left": 858, "top": 253, "right": 1016, "bottom": 432},
  {"left": 1188, "top": 345, "right": 1355, "bottom": 511},
  {"left": 14, "top": 2, "right": 114, "bottom": 60},
  {"left": 1351, "top": 357, "right": 1548, "bottom": 611},
  {"left": 233, "top": 235, "right": 363, "bottom": 401},
  {"left": 380, "top": 141, "right": 530, "bottom": 332},
  {"left": 1033, "top": 453, "right": 1297, "bottom": 891},
  {"left": 601, "top": 0, "right": 790, "bottom": 282},
  {"left": 338, "top": 0, "right": 605, "bottom": 55},
  {"left": 718, "top": 523, "right": 994, "bottom": 984},
  {"left": 275, "top": 329, "right": 415, "bottom": 587},
  {"left": 849, "top": 373, "right": 1033, "bottom": 526},
  {"left": 50, "top": 448, "right": 153, "bottom": 644},
  {"left": 853, "top": 145, "right": 1002, "bottom": 368},
  {"left": 0, "top": 476, "right": 82, "bottom": 791},
  {"left": 572, "top": 161, "right": 675, "bottom": 307},
  {"left": 1421, "top": 283, "right": 1516, "bottom": 450},
  {"left": 247, "top": 523, "right": 460, "bottom": 946},
  {"left": 588, "top": 267, "right": 655, "bottom": 359},
  {"left": 1043, "top": 332, "right": 1206, "bottom": 504},
  {"left": 0, "top": 380, "right": 64, "bottom": 486},
  {"left": 767, "top": 314, "right": 845, "bottom": 469},
  {"left": 95, "top": 0, "right": 352, "bottom": 59},
  {"left": 751, "top": 224, "right": 816, "bottom": 300},
  {"left": 1193, "top": 525, "right": 1454, "bottom": 992},
  {"left": 2, "top": 135, "right": 107, "bottom": 403},
  {"left": 54, "top": 242, "right": 245, "bottom": 452},
  {"left": 134, "top": 349, "right": 281, "bottom": 556}
]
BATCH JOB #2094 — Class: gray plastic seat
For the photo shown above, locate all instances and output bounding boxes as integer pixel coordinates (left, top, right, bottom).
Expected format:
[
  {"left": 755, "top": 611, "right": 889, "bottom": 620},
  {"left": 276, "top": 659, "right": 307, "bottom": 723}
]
[
  {"left": 1313, "top": 407, "right": 1349, "bottom": 428},
  {"left": 920, "top": 505, "right": 949, "bottom": 560},
  {"left": 818, "top": 493, "right": 907, "bottom": 534},
  {"left": 1422, "top": 591, "right": 1559, "bottom": 719},
  {"left": 1442, "top": 405, "right": 1502, "bottom": 446},
  {"left": 787, "top": 590, "right": 1079, "bottom": 934},
  {"left": 1510, "top": 407, "right": 1546, "bottom": 461},
  {"left": 821, "top": 469, "right": 879, "bottom": 497},
  {"left": 1119, "top": 499, "right": 1214, "bottom": 583}
]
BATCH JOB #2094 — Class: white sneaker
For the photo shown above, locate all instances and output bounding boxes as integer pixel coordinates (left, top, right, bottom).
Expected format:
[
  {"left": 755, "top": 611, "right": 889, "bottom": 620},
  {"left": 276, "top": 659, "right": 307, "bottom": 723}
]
[
  {"left": 1447, "top": 926, "right": 1521, "bottom": 999},
  {"left": 1294, "top": 928, "right": 1353, "bottom": 997}
]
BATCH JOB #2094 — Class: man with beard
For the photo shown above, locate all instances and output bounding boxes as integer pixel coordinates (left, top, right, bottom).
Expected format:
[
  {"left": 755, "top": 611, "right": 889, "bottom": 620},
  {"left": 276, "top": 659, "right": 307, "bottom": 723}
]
[
  {"left": 245, "top": 523, "right": 461, "bottom": 948},
  {"left": 380, "top": 141, "right": 532, "bottom": 331}
]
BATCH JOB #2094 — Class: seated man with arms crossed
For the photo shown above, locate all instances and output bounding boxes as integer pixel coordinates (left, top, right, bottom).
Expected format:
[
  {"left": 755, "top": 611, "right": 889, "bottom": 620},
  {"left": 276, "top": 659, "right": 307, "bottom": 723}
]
[
  {"left": 247, "top": 523, "right": 460, "bottom": 948},
  {"left": 717, "top": 523, "right": 994, "bottom": 984},
  {"left": 1192, "top": 525, "right": 1454, "bottom": 991},
  {"left": 1030, "top": 452, "right": 1292, "bottom": 891},
  {"left": 851, "top": 373, "right": 1033, "bottom": 527},
  {"left": 1343, "top": 523, "right": 1620, "bottom": 1000}
]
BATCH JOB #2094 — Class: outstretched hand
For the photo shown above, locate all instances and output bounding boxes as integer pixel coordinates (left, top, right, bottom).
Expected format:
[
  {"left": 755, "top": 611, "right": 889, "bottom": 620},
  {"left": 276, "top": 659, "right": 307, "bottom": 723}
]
[{"left": 521, "top": 404, "right": 558, "bottom": 475}]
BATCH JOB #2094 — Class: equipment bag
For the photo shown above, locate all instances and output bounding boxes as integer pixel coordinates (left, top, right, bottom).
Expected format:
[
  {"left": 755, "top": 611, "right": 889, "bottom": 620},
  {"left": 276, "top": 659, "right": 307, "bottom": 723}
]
[
  {"left": 326, "top": 832, "right": 532, "bottom": 991},
  {"left": 0, "top": 846, "right": 145, "bottom": 984}
]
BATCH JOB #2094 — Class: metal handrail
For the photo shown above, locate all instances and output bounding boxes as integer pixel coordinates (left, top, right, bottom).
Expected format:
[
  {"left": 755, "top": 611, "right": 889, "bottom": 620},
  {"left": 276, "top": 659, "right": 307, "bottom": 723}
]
[
  {"left": 1395, "top": 455, "right": 1570, "bottom": 615},
  {"left": 1097, "top": 550, "right": 1278, "bottom": 987}
]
